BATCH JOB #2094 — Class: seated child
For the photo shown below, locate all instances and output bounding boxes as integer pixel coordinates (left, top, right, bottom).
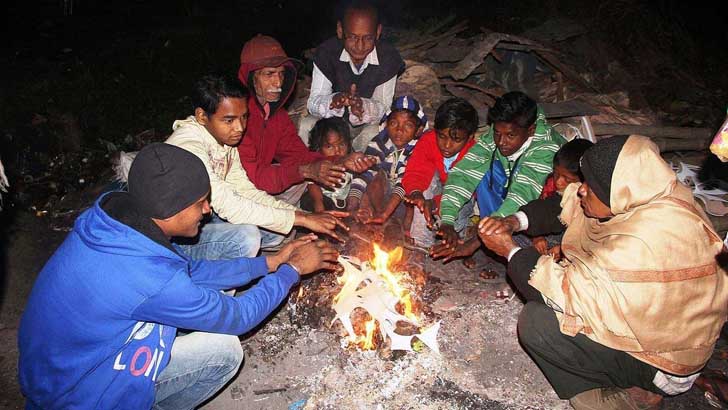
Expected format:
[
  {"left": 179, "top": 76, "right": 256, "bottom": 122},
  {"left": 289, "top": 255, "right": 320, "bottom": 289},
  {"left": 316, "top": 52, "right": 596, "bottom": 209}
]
[
  {"left": 433, "top": 91, "right": 566, "bottom": 261},
  {"left": 530, "top": 138, "right": 593, "bottom": 259},
  {"left": 402, "top": 98, "right": 479, "bottom": 247},
  {"left": 301, "top": 117, "right": 353, "bottom": 212},
  {"left": 348, "top": 95, "right": 427, "bottom": 224}
]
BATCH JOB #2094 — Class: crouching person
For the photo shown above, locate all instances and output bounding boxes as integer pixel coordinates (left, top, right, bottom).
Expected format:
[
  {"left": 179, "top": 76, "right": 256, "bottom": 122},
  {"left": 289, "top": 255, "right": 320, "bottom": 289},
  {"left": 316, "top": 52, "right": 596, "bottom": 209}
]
[
  {"left": 167, "top": 75, "right": 349, "bottom": 258},
  {"left": 18, "top": 143, "right": 340, "bottom": 410},
  {"left": 402, "top": 97, "right": 478, "bottom": 248},
  {"left": 477, "top": 136, "right": 728, "bottom": 409}
]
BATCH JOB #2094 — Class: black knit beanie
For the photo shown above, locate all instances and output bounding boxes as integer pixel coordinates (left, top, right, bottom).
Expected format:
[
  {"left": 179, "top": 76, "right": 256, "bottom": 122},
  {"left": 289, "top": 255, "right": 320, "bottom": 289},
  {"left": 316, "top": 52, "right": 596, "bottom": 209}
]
[
  {"left": 127, "top": 143, "right": 210, "bottom": 219},
  {"left": 579, "top": 135, "right": 629, "bottom": 208}
]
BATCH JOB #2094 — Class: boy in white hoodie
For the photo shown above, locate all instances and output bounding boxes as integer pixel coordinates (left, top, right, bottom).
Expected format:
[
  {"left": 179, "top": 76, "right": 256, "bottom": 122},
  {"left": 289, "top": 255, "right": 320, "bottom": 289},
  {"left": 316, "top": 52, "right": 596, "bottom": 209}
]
[{"left": 166, "top": 75, "right": 348, "bottom": 259}]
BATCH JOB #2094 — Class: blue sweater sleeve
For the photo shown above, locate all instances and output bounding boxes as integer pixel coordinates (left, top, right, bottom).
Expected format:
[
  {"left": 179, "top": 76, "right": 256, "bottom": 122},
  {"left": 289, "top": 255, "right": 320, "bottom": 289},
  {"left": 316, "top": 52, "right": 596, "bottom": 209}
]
[
  {"left": 186, "top": 255, "right": 269, "bottom": 290},
  {"left": 131, "top": 265, "right": 299, "bottom": 335}
]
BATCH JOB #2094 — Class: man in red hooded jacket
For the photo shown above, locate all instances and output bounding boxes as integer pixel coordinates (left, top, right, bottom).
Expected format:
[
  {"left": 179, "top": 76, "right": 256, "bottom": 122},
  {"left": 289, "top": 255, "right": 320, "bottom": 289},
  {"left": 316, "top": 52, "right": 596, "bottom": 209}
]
[{"left": 237, "top": 34, "right": 375, "bottom": 203}]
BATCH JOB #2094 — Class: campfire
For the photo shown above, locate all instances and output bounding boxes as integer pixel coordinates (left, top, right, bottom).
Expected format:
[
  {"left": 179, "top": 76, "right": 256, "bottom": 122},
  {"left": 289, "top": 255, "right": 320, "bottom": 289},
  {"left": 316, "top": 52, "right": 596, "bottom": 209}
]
[{"left": 331, "top": 244, "right": 440, "bottom": 353}]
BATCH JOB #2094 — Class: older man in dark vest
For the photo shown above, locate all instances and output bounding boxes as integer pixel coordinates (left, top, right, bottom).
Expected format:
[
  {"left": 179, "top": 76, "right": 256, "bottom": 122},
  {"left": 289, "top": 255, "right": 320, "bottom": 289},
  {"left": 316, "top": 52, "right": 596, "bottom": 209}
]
[{"left": 299, "top": 1, "right": 405, "bottom": 151}]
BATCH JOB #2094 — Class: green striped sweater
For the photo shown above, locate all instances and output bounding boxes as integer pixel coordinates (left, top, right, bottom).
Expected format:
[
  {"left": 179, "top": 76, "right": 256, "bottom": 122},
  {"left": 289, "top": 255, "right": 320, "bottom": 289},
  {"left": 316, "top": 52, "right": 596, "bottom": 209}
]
[{"left": 440, "top": 107, "right": 566, "bottom": 223}]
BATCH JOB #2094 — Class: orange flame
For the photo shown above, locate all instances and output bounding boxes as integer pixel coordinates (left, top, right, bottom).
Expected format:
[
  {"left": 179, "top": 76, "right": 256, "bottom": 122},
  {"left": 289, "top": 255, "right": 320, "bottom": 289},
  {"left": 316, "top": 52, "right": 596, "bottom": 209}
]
[
  {"left": 335, "top": 243, "right": 420, "bottom": 350},
  {"left": 346, "top": 318, "right": 377, "bottom": 350},
  {"left": 362, "top": 318, "right": 377, "bottom": 350},
  {"left": 372, "top": 244, "right": 418, "bottom": 323}
]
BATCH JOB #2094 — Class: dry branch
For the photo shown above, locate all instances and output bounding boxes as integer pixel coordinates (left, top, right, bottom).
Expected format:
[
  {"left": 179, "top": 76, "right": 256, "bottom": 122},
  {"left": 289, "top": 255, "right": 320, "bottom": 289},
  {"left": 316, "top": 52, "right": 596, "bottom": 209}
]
[
  {"left": 451, "top": 33, "right": 535, "bottom": 80},
  {"left": 592, "top": 124, "right": 713, "bottom": 140},
  {"left": 399, "top": 21, "right": 468, "bottom": 52},
  {"left": 440, "top": 80, "right": 503, "bottom": 101}
]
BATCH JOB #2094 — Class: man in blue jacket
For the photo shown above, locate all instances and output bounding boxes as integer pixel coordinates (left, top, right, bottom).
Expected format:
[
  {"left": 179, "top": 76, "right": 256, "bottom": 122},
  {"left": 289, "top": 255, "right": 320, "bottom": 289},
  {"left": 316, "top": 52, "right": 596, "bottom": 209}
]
[{"left": 18, "top": 143, "right": 340, "bottom": 410}]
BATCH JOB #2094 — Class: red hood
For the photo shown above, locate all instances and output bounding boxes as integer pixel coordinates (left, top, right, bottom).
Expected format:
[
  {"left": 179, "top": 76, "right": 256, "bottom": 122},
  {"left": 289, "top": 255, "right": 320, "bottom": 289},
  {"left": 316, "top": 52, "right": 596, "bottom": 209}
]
[{"left": 237, "top": 61, "right": 298, "bottom": 115}]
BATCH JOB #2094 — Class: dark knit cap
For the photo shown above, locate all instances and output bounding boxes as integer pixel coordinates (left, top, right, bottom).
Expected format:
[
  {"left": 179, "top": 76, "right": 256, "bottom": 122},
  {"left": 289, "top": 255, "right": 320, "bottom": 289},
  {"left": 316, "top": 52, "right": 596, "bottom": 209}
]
[
  {"left": 579, "top": 135, "right": 629, "bottom": 208},
  {"left": 127, "top": 143, "right": 210, "bottom": 219}
]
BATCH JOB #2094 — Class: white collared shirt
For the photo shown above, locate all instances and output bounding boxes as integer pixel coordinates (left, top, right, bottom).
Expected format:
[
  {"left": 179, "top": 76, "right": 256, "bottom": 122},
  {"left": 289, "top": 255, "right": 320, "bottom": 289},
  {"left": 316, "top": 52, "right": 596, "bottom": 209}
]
[
  {"left": 507, "top": 136, "right": 533, "bottom": 162},
  {"left": 307, "top": 46, "right": 397, "bottom": 127}
]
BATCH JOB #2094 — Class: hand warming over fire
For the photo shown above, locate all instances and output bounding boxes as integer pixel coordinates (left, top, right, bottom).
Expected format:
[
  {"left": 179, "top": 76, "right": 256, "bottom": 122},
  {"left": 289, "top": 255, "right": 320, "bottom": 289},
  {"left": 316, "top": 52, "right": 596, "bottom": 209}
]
[
  {"left": 299, "top": 160, "right": 348, "bottom": 189},
  {"left": 436, "top": 224, "right": 459, "bottom": 249},
  {"left": 287, "top": 240, "right": 340, "bottom": 275},
  {"left": 403, "top": 192, "right": 434, "bottom": 226},
  {"left": 266, "top": 234, "right": 317, "bottom": 272},
  {"left": 354, "top": 204, "right": 374, "bottom": 223},
  {"left": 477, "top": 220, "right": 519, "bottom": 259},
  {"left": 362, "top": 195, "right": 402, "bottom": 225},
  {"left": 430, "top": 237, "right": 480, "bottom": 262},
  {"left": 478, "top": 215, "right": 519, "bottom": 236},
  {"left": 339, "top": 152, "right": 377, "bottom": 174},
  {"left": 295, "top": 210, "right": 349, "bottom": 241}
]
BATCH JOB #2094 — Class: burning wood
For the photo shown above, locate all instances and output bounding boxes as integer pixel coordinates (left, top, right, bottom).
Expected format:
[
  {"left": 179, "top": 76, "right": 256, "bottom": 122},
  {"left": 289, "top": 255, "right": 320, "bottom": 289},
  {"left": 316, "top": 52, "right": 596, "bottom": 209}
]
[{"left": 331, "top": 244, "right": 440, "bottom": 354}]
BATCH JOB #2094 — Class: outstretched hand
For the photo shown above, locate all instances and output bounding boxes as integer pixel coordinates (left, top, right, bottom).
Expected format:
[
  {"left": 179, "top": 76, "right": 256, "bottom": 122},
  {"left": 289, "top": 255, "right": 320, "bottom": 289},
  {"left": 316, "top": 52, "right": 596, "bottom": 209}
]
[
  {"left": 288, "top": 240, "right": 340, "bottom": 275},
  {"left": 478, "top": 215, "right": 519, "bottom": 236},
  {"left": 404, "top": 192, "right": 434, "bottom": 227},
  {"left": 354, "top": 205, "right": 373, "bottom": 223},
  {"left": 340, "top": 152, "right": 377, "bottom": 173},
  {"left": 436, "top": 224, "right": 459, "bottom": 249},
  {"left": 296, "top": 211, "right": 349, "bottom": 241},
  {"left": 477, "top": 223, "right": 518, "bottom": 259},
  {"left": 301, "top": 160, "right": 347, "bottom": 189},
  {"left": 362, "top": 212, "right": 388, "bottom": 225},
  {"left": 430, "top": 237, "right": 480, "bottom": 262},
  {"left": 266, "top": 233, "right": 317, "bottom": 272}
]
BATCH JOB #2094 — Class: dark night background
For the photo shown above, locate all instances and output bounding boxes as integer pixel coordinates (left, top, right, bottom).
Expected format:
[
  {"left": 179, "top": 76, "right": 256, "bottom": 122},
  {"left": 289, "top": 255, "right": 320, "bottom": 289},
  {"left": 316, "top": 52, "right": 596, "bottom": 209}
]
[
  {"left": 1, "top": 1, "right": 728, "bottom": 408},
  {"left": 2, "top": 0, "right": 728, "bottom": 267},
  {"left": 3, "top": 0, "right": 728, "bottom": 155}
]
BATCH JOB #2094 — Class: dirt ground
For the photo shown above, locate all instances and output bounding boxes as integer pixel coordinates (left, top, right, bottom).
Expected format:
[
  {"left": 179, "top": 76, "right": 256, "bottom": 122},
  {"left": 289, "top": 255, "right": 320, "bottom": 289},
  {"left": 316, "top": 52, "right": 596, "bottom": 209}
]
[{"left": 0, "top": 213, "right": 721, "bottom": 409}]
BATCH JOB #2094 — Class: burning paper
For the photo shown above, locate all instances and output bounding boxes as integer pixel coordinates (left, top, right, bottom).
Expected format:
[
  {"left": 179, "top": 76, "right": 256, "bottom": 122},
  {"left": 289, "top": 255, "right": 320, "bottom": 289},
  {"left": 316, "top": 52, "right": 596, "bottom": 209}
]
[{"left": 332, "top": 244, "right": 440, "bottom": 353}]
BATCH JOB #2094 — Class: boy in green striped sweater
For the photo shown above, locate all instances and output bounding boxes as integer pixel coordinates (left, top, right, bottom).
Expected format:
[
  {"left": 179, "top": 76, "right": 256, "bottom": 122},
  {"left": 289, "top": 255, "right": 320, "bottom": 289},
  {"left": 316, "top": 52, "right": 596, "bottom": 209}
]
[{"left": 432, "top": 92, "right": 566, "bottom": 260}]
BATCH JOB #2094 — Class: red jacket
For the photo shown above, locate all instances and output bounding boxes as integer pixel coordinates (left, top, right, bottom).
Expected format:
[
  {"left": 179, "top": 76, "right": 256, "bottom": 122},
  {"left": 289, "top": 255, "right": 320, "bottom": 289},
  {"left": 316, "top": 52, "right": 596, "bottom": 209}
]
[
  {"left": 237, "top": 61, "right": 323, "bottom": 195},
  {"left": 402, "top": 129, "right": 476, "bottom": 207},
  {"left": 539, "top": 175, "right": 557, "bottom": 199}
]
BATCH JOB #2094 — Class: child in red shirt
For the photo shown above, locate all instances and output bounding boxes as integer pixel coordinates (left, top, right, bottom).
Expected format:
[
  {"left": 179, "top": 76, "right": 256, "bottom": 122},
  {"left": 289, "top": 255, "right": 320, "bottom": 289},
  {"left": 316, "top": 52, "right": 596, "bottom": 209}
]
[{"left": 403, "top": 98, "right": 479, "bottom": 247}]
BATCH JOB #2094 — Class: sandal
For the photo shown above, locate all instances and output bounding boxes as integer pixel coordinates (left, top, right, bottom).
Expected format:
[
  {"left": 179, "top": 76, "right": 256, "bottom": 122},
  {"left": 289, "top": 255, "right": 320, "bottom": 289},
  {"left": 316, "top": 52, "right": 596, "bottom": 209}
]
[{"left": 495, "top": 289, "right": 510, "bottom": 300}]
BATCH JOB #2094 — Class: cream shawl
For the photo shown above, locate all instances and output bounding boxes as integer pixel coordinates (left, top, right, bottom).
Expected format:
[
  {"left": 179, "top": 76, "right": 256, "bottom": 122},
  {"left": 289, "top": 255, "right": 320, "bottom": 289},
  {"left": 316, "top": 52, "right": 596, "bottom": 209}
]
[{"left": 530, "top": 135, "right": 728, "bottom": 375}]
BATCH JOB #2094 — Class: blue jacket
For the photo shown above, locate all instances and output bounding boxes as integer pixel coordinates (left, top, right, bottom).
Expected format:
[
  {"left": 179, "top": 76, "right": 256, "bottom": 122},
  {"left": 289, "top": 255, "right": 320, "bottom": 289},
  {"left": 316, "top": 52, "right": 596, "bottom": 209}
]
[{"left": 18, "top": 193, "right": 299, "bottom": 409}]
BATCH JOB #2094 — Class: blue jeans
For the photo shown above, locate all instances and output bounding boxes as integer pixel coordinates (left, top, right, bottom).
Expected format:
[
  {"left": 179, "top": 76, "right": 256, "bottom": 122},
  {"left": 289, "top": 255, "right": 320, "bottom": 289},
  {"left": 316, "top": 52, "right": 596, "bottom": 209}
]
[
  {"left": 153, "top": 332, "right": 243, "bottom": 410},
  {"left": 176, "top": 213, "right": 263, "bottom": 260},
  {"left": 251, "top": 182, "right": 308, "bottom": 251}
]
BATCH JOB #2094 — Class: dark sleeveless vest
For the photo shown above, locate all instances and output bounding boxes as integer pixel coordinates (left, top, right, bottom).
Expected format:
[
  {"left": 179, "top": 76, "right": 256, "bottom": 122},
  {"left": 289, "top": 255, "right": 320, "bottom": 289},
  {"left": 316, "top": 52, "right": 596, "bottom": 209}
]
[{"left": 313, "top": 37, "right": 405, "bottom": 99}]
